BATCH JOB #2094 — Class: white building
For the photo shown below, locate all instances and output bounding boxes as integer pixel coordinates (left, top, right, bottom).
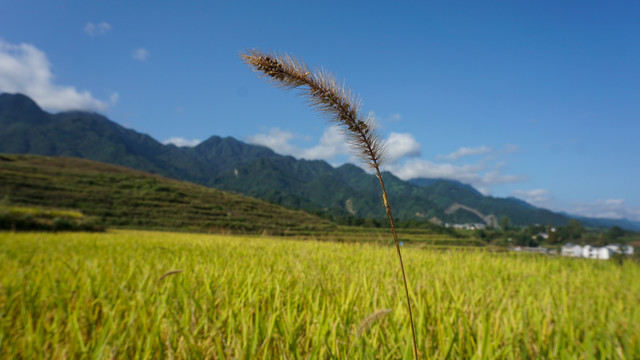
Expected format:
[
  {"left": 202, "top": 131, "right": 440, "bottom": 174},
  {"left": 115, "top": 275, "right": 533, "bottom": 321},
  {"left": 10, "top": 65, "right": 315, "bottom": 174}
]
[
  {"left": 606, "top": 244, "right": 634, "bottom": 255},
  {"left": 561, "top": 243, "right": 583, "bottom": 257},
  {"left": 561, "top": 243, "right": 634, "bottom": 260},
  {"left": 624, "top": 245, "right": 634, "bottom": 255}
]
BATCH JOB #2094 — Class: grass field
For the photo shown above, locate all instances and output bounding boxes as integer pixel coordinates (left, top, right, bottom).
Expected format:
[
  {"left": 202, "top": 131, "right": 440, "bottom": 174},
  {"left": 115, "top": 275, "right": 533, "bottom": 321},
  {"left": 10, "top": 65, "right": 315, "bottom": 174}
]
[{"left": 1, "top": 230, "right": 639, "bottom": 359}]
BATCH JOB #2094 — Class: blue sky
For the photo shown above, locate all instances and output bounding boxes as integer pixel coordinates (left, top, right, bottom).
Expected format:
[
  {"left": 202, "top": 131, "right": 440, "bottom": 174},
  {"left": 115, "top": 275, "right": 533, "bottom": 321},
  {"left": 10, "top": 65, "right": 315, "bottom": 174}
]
[{"left": 1, "top": 1, "right": 639, "bottom": 221}]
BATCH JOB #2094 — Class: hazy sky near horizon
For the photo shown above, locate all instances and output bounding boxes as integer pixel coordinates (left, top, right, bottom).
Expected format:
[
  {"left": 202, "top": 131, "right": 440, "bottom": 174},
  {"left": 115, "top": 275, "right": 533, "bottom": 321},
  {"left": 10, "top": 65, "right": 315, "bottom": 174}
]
[{"left": 1, "top": 1, "right": 639, "bottom": 221}]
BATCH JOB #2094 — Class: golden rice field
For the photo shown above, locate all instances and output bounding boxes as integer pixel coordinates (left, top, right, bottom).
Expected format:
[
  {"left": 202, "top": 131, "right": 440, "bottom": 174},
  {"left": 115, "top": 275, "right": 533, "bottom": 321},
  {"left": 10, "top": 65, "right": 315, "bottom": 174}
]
[{"left": 0, "top": 230, "right": 639, "bottom": 359}]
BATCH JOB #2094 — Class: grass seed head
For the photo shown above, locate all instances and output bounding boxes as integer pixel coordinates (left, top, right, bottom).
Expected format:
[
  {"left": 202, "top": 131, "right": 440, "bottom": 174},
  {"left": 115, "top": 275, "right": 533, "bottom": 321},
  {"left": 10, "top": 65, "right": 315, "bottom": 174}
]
[
  {"left": 356, "top": 308, "right": 392, "bottom": 338},
  {"left": 241, "top": 49, "right": 385, "bottom": 170}
]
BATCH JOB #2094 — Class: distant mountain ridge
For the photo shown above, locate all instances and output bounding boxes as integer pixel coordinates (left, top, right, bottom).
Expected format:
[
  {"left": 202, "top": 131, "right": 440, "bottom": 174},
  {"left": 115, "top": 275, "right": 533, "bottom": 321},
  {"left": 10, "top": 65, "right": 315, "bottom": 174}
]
[{"left": 2, "top": 92, "right": 638, "bottom": 230}]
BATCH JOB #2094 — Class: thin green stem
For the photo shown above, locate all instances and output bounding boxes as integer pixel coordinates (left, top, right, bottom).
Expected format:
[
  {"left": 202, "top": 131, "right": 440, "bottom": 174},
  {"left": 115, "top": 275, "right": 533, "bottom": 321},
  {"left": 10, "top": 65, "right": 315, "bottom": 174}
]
[
  {"left": 242, "top": 50, "right": 418, "bottom": 357},
  {"left": 376, "top": 169, "right": 419, "bottom": 359}
]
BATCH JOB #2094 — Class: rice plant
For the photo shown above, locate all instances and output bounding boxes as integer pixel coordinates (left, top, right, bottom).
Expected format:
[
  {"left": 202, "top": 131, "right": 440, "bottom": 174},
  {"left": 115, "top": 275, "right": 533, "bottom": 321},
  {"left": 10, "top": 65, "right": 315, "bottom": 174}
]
[
  {"left": 1, "top": 230, "right": 639, "bottom": 359},
  {"left": 241, "top": 49, "right": 419, "bottom": 358}
]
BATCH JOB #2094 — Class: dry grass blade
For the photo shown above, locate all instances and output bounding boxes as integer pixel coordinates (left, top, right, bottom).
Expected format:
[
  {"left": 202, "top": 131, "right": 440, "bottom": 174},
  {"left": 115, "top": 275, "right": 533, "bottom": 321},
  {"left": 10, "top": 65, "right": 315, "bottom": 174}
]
[
  {"left": 241, "top": 48, "right": 419, "bottom": 359},
  {"left": 157, "top": 269, "right": 183, "bottom": 283}
]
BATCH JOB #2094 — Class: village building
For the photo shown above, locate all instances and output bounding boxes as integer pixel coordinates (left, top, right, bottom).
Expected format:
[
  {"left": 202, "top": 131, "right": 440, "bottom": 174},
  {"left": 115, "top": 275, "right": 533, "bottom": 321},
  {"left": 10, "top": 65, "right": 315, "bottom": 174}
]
[
  {"left": 561, "top": 243, "right": 583, "bottom": 257},
  {"left": 606, "top": 244, "right": 634, "bottom": 255},
  {"left": 560, "top": 243, "right": 634, "bottom": 260}
]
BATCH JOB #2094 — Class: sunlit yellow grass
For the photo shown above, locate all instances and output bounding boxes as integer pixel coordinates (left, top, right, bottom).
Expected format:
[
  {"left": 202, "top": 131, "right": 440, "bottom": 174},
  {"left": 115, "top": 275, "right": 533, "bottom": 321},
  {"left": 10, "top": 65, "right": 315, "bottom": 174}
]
[
  {"left": 0, "top": 230, "right": 638, "bottom": 359},
  {"left": 3, "top": 205, "right": 84, "bottom": 219}
]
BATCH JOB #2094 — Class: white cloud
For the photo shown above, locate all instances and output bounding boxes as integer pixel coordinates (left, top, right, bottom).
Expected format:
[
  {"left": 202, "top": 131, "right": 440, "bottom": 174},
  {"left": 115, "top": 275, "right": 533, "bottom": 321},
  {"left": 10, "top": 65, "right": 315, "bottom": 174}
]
[
  {"left": 109, "top": 92, "right": 119, "bottom": 105},
  {"left": 569, "top": 199, "right": 640, "bottom": 221},
  {"left": 246, "top": 128, "right": 298, "bottom": 156},
  {"left": 132, "top": 48, "right": 150, "bottom": 61},
  {"left": 247, "top": 126, "right": 424, "bottom": 166},
  {"left": 502, "top": 144, "right": 520, "bottom": 153},
  {"left": 509, "top": 192, "right": 640, "bottom": 222},
  {"left": 385, "top": 132, "right": 420, "bottom": 164},
  {"left": 389, "top": 113, "right": 402, "bottom": 122},
  {"left": 84, "top": 22, "right": 111, "bottom": 36},
  {"left": 0, "top": 39, "right": 108, "bottom": 111},
  {"left": 381, "top": 143, "right": 527, "bottom": 194},
  {"left": 299, "top": 126, "right": 351, "bottom": 161},
  {"left": 391, "top": 159, "right": 482, "bottom": 181},
  {"left": 163, "top": 137, "right": 202, "bottom": 147},
  {"left": 511, "top": 189, "right": 550, "bottom": 206},
  {"left": 389, "top": 157, "right": 527, "bottom": 195},
  {"left": 437, "top": 146, "right": 491, "bottom": 161},
  {"left": 247, "top": 127, "right": 527, "bottom": 194},
  {"left": 247, "top": 126, "right": 353, "bottom": 162}
]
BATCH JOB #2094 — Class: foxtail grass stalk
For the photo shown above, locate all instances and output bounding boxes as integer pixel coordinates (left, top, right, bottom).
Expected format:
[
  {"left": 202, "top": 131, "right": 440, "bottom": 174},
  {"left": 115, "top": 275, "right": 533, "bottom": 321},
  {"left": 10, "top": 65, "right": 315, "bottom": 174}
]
[{"left": 241, "top": 49, "right": 419, "bottom": 359}]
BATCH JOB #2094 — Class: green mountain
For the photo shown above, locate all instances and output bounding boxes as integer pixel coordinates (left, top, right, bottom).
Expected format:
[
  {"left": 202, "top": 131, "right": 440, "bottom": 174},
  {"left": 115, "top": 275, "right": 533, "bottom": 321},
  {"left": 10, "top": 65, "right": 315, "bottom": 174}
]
[
  {"left": 0, "top": 154, "right": 334, "bottom": 234},
  {"left": 0, "top": 92, "right": 626, "bottom": 229},
  {"left": 0, "top": 94, "right": 215, "bottom": 183}
]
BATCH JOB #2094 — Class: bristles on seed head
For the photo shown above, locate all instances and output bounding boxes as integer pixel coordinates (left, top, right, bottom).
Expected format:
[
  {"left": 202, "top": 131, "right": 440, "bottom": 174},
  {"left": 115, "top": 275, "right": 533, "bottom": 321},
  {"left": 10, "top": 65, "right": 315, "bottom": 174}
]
[{"left": 241, "top": 49, "right": 385, "bottom": 169}]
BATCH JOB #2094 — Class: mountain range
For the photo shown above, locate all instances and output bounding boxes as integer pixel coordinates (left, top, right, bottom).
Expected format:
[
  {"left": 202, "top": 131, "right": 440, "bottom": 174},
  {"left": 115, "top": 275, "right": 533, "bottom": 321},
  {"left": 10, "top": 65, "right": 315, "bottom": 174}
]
[{"left": 1, "top": 92, "right": 638, "bottom": 230}]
